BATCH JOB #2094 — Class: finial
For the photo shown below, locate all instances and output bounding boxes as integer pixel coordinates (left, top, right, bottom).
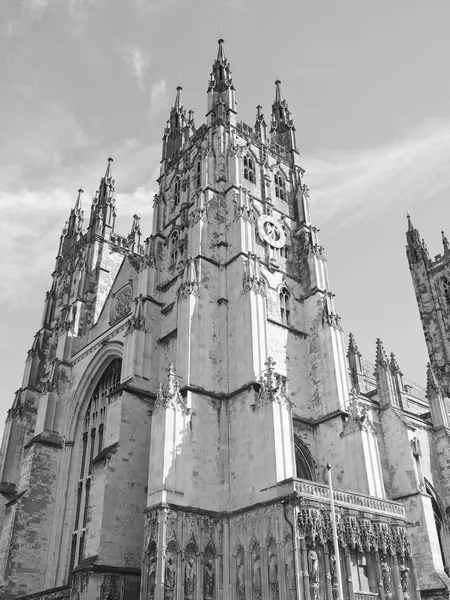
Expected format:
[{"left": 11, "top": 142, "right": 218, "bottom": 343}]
[
  {"left": 406, "top": 210, "right": 415, "bottom": 231},
  {"left": 274, "top": 78, "right": 283, "bottom": 104}
]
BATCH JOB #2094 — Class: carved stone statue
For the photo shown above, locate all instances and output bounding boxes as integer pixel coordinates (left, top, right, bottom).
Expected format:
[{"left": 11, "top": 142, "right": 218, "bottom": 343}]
[
  {"left": 164, "top": 556, "right": 176, "bottom": 600},
  {"left": 148, "top": 556, "right": 157, "bottom": 599},
  {"left": 268, "top": 552, "right": 279, "bottom": 600},
  {"left": 308, "top": 544, "right": 319, "bottom": 584},
  {"left": 399, "top": 558, "right": 410, "bottom": 594},
  {"left": 237, "top": 559, "right": 245, "bottom": 600},
  {"left": 204, "top": 559, "right": 214, "bottom": 600},
  {"left": 185, "top": 557, "right": 196, "bottom": 600},
  {"left": 285, "top": 557, "right": 295, "bottom": 600},
  {"left": 252, "top": 553, "right": 262, "bottom": 599},
  {"left": 381, "top": 557, "right": 392, "bottom": 595},
  {"left": 329, "top": 551, "right": 336, "bottom": 583}
]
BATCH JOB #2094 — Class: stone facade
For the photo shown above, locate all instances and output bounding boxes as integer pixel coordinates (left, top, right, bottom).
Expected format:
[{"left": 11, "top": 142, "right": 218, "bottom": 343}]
[{"left": 0, "top": 38, "right": 449, "bottom": 600}]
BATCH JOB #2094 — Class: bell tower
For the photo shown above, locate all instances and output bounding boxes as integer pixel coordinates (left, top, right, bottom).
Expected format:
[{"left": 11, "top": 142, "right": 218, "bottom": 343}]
[{"left": 406, "top": 214, "right": 450, "bottom": 393}]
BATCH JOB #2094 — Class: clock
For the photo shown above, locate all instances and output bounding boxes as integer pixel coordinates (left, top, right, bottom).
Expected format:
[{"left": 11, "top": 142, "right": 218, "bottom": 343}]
[{"left": 257, "top": 215, "right": 286, "bottom": 248}]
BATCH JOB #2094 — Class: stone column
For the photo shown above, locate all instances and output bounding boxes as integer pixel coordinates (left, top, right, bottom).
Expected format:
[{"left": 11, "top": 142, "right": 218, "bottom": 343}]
[
  {"left": 343, "top": 547, "right": 354, "bottom": 600},
  {"left": 374, "top": 552, "right": 386, "bottom": 600},
  {"left": 391, "top": 555, "right": 403, "bottom": 600},
  {"left": 323, "top": 544, "right": 333, "bottom": 600},
  {"left": 408, "top": 559, "right": 420, "bottom": 600},
  {"left": 299, "top": 538, "right": 311, "bottom": 600}
]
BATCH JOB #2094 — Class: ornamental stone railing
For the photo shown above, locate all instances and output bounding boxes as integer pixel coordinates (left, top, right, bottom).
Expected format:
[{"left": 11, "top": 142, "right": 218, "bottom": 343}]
[
  {"left": 294, "top": 478, "right": 406, "bottom": 518},
  {"left": 354, "top": 592, "right": 380, "bottom": 600}
]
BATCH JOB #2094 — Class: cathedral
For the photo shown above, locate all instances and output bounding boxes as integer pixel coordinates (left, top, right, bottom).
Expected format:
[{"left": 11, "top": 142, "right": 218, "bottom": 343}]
[{"left": 1, "top": 38, "right": 450, "bottom": 600}]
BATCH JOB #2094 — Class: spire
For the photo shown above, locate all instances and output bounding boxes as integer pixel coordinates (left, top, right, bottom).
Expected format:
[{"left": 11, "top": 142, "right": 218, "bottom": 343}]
[
  {"left": 217, "top": 37, "right": 226, "bottom": 64},
  {"left": 275, "top": 78, "right": 284, "bottom": 103},
  {"left": 375, "top": 338, "right": 389, "bottom": 371},
  {"left": 389, "top": 352, "right": 402, "bottom": 376},
  {"left": 88, "top": 157, "right": 116, "bottom": 236},
  {"left": 374, "top": 339, "right": 399, "bottom": 408},
  {"left": 270, "top": 78, "right": 298, "bottom": 153},
  {"left": 347, "top": 333, "right": 365, "bottom": 393},
  {"left": 162, "top": 86, "right": 192, "bottom": 161},
  {"left": 442, "top": 231, "right": 450, "bottom": 254},
  {"left": 206, "top": 38, "right": 236, "bottom": 124},
  {"left": 174, "top": 85, "right": 183, "bottom": 112},
  {"left": 406, "top": 212, "right": 427, "bottom": 266},
  {"left": 128, "top": 214, "right": 142, "bottom": 252}
]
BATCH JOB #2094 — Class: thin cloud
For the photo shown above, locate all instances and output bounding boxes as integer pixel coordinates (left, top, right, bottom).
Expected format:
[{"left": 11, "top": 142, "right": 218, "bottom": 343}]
[
  {"left": 304, "top": 120, "right": 450, "bottom": 226},
  {"left": 149, "top": 79, "right": 167, "bottom": 117},
  {"left": 21, "top": 0, "right": 49, "bottom": 19},
  {"left": 134, "top": 0, "right": 177, "bottom": 13},
  {"left": 121, "top": 46, "right": 150, "bottom": 91},
  {"left": 68, "top": 0, "right": 97, "bottom": 19}
]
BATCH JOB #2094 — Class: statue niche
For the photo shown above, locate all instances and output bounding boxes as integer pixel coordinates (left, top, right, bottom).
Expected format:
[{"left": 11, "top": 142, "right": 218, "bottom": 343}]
[
  {"left": 251, "top": 542, "right": 262, "bottom": 600},
  {"left": 164, "top": 540, "right": 178, "bottom": 600},
  {"left": 203, "top": 543, "right": 215, "bottom": 600},
  {"left": 267, "top": 539, "right": 279, "bottom": 600},
  {"left": 236, "top": 546, "right": 246, "bottom": 600},
  {"left": 147, "top": 541, "right": 157, "bottom": 600},
  {"left": 184, "top": 540, "right": 198, "bottom": 600}
]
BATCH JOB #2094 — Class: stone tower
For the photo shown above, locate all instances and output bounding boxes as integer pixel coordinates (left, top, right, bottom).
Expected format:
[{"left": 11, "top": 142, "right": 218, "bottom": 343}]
[
  {"left": 406, "top": 215, "right": 450, "bottom": 393},
  {"left": 0, "top": 39, "right": 421, "bottom": 600}
]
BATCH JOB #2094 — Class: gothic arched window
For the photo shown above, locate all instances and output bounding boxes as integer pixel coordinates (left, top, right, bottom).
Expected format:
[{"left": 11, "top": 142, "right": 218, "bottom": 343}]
[
  {"left": 279, "top": 287, "right": 291, "bottom": 325},
  {"left": 275, "top": 171, "right": 285, "bottom": 200},
  {"left": 243, "top": 155, "right": 255, "bottom": 184},
  {"left": 443, "top": 278, "right": 450, "bottom": 308},
  {"left": 170, "top": 231, "right": 180, "bottom": 266},
  {"left": 196, "top": 160, "right": 201, "bottom": 187},
  {"left": 174, "top": 178, "right": 181, "bottom": 206},
  {"left": 426, "top": 480, "right": 449, "bottom": 572},
  {"left": 70, "top": 357, "right": 122, "bottom": 575}
]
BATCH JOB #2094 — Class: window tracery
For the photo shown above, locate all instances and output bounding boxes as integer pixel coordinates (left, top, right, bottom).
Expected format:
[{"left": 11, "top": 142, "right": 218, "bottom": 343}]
[
  {"left": 274, "top": 171, "right": 285, "bottom": 200},
  {"left": 243, "top": 155, "right": 255, "bottom": 183},
  {"left": 70, "top": 357, "right": 121, "bottom": 574},
  {"left": 170, "top": 231, "right": 182, "bottom": 266},
  {"left": 279, "top": 287, "right": 291, "bottom": 325}
]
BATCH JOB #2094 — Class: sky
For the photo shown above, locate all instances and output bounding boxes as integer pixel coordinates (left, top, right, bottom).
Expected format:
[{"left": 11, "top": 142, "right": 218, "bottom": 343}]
[{"left": 1, "top": 0, "right": 450, "bottom": 431}]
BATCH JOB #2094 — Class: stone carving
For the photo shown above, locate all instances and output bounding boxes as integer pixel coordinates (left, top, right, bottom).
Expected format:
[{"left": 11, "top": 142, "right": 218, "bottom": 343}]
[
  {"left": 204, "top": 560, "right": 214, "bottom": 600},
  {"left": 154, "top": 365, "right": 189, "bottom": 415},
  {"left": 100, "top": 574, "right": 125, "bottom": 600},
  {"left": 111, "top": 284, "right": 132, "bottom": 324},
  {"left": 253, "top": 357, "right": 291, "bottom": 410},
  {"left": 252, "top": 552, "right": 262, "bottom": 599},
  {"left": 308, "top": 543, "right": 319, "bottom": 584},
  {"left": 237, "top": 548, "right": 246, "bottom": 600},
  {"left": 178, "top": 258, "right": 200, "bottom": 300},
  {"left": 243, "top": 253, "right": 266, "bottom": 296},
  {"left": 285, "top": 556, "right": 295, "bottom": 600},
  {"left": 399, "top": 557, "right": 410, "bottom": 596},
  {"left": 184, "top": 558, "right": 196, "bottom": 600},
  {"left": 410, "top": 437, "right": 421, "bottom": 458},
  {"left": 126, "top": 294, "right": 146, "bottom": 334},
  {"left": 147, "top": 540, "right": 157, "bottom": 600},
  {"left": 268, "top": 550, "right": 279, "bottom": 600},
  {"left": 381, "top": 556, "right": 392, "bottom": 598},
  {"left": 341, "top": 390, "right": 377, "bottom": 437},
  {"left": 164, "top": 555, "right": 176, "bottom": 600}
]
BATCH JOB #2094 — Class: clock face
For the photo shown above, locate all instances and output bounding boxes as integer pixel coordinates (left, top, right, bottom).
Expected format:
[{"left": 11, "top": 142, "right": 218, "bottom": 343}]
[{"left": 257, "top": 215, "right": 286, "bottom": 248}]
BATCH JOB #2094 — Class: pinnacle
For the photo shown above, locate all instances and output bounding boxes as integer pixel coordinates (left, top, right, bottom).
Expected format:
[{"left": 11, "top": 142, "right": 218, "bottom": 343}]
[
  {"left": 174, "top": 85, "right": 183, "bottom": 112},
  {"left": 217, "top": 37, "right": 226, "bottom": 64},
  {"left": 389, "top": 352, "right": 402, "bottom": 375},
  {"left": 375, "top": 338, "right": 389, "bottom": 370},
  {"left": 274, "top": 78, "right": 284, "bottom": 104},
  {"left": 105, "top": 156, "right": 113, "bottom": 180},
  {"left": 347, "top": 332, "right": 360, "bottom": 357},
  {"left": 406, "top": 210, "right": 415, "bottom": 232}
]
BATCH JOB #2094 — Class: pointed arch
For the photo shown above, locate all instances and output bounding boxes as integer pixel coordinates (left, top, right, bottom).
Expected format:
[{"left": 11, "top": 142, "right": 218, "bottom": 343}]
[
  {"left": 294, "top": 433, "right": 315, "bottom": 481},
  {"left": 278, "top": 285, "right": 291, "bottom": 325}
]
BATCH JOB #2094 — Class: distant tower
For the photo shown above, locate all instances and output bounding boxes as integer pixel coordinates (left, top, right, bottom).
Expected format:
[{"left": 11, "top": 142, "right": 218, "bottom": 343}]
[{"left": 406, "top": 214, "right": 450, "bottom": 393}]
